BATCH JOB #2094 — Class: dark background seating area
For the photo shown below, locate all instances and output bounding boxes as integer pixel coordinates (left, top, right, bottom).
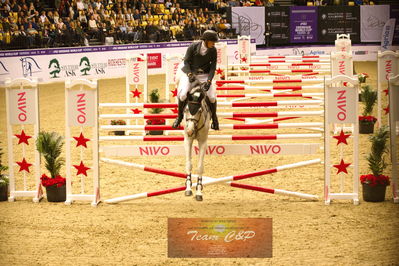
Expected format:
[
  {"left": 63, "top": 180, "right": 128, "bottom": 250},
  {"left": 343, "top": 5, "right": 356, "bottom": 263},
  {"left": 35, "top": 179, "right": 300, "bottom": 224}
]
[
  {"left": 0, "top": 0, "right": 389, "bottom": 49},
  {"left": 0, "top": 0, "right": 257, "bottom": 49}
]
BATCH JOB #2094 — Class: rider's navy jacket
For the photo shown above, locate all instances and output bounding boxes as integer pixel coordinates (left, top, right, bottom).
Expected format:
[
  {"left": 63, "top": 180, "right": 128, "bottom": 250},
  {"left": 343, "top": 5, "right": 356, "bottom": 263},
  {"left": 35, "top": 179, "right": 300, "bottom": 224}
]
[{"left": 181, "top": 41, "right": 217, "bottom": 81}]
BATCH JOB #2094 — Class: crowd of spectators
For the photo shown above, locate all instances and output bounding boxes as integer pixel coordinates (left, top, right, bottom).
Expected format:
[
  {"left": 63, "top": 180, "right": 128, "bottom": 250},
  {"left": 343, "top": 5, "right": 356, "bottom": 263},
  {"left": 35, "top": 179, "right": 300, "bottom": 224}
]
[{"left": 0, "top": 0, "right": 268, "bottom": 50}]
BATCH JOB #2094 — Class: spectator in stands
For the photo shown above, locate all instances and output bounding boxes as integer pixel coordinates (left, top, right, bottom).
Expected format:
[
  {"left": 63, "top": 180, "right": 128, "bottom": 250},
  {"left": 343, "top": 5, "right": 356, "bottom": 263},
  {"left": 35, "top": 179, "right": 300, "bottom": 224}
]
[
  {"left": 2, "top": 0, "right": 237, "bottom": 49},
  {"left": 88, "top": 14, "right": 99, "bottom": 39},
  {"left": 26, "top": 22, "right": 38, "bottom": 47}
]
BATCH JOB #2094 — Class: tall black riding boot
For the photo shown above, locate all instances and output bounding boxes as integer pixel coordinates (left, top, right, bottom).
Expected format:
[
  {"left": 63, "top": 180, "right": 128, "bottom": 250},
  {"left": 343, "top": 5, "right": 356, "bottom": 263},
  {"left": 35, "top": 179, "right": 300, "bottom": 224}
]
[
  {"left": 172, "top": 99, "right": 187, "bottom": 129},
  {"left": 208, "top": 100, "right": 219, "bottom": 130}
]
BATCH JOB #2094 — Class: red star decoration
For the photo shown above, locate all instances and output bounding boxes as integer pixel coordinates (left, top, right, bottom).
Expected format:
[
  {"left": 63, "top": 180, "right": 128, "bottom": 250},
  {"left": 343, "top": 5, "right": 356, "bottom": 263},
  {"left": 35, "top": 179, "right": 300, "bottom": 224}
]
[
  {"left": 73, "top": 161, "right": 91, "bottom": 176},
  {"left": 383, "top": 89, "right": 389, "bottom": 96},
  {"left": 171, "top": 108, "right": 178, "bottom": 114},
  {"left": 384, "top": 105, "right": 390, "bottom": 115},
  {"left": 216, "top": 68, "right": 224, "bottom": 75},
  {"left": 333, "top": 130, "right": 351, "bottom": 145},
  {"left": 333, "top": 159, "right": 351, "bottom": 175},
  {"left": 241, "top": 57, "right": 247, "bottom": 63},
  {"left": 171, "top": 88, "right": 178, "bottom": 97},
  {"left": 131, "top": 108, "right": 142, "bottom": 114},
  {"left": 16, "top": 158, "right": 33, "bottom": 173},
  {"left": 131, "top": 89, "right": 142, "bottom": 98},
  {"left": 14, "top": 130, "right": 32, "bottom": 145},
  {"left": 73, "top": 132, "right": 90, "bottom": 148}
]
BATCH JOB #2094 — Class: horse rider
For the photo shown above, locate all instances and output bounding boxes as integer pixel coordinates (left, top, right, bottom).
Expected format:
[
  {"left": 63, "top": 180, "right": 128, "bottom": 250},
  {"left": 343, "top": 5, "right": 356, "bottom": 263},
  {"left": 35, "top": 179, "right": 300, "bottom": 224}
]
[{"left": 172, "top": 30, "right": 219, "bottom": 130}]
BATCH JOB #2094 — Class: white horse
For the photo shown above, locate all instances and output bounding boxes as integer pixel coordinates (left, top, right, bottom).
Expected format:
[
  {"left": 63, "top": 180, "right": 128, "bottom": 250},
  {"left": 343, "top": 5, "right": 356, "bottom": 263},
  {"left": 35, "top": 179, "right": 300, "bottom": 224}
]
[{"left": 183, "top": 82, "right": 211, "bottom": 201}]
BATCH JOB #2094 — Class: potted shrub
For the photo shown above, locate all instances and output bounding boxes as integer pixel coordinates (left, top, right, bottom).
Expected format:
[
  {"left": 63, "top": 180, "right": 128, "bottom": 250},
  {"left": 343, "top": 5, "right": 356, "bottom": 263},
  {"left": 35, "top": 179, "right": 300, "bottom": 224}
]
[
  {"left": 358, "top": 73, "right": 369, "bottom": 102},
  {"left": 359, "top": 84, "right": 377, "bottom": 134},
  {"left": 36, "top": 131, "right": 66, "bottom": 202},
  {"left": 360, "top": 126, "right": 390, "bottom": 202},
  {"left": 111, "top": 120, "right": 126, "bottom": 135},
  {"left": 0, "top": 143, "right": 9, "bottom": 201},
  {"left": 146, "top": 89, "right": 165, "bottom": 135}
]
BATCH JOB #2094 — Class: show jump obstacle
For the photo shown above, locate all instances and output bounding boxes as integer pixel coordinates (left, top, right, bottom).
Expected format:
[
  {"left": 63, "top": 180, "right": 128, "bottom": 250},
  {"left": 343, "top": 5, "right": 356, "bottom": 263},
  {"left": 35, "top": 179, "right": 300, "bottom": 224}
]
[
  {"left": 65, "top": 79, "right": 100, "bottom": 206},
  {"left": 95, "top": 74, "right": 360, "bottom": 205},
  {"left": 5, "top": 78, "right": 42, "bottom": 202},
  {"left": 324, "top": 75, "right": 359, "bottom": 205},
  {"left": 389, "top": 75, "right": 399, "bottom": 203},
  {"left": 377, "top": 51, "right": 399, "bottom": 128}
]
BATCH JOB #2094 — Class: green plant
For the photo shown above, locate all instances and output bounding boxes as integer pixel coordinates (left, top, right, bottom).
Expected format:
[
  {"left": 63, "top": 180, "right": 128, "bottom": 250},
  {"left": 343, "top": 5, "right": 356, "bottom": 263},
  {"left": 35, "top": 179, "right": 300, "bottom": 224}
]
[
  {"left": 0, "top": 143, "right": 9, "bottom": 188},
  {"left": 358, "top": 73, "right": 369, "bottom": 84},
  {"left": 148, "top": 89, "right": 164, "bottom": 114},
  {"left": 366, "top": 126, "right": 389, "bottom": 177},
  {"left": 360, "top": 85, "right": 377, "bottom": 116},
  {"left": 111, "top": 120, "right": 126, "bottom": 125},
  {"left": 36, "top": 132, "right": 64, "bottom": 179}
]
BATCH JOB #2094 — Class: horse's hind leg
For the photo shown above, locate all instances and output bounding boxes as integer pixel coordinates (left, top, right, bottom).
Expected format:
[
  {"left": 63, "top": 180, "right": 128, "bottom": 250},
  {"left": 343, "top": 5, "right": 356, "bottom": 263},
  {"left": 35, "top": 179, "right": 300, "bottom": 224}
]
[
  {"left": 184, "top": 137, "right": 193, "bottom": 196},
  {"left": 195, "top": 139, "right": 207, "bottom": 201}
]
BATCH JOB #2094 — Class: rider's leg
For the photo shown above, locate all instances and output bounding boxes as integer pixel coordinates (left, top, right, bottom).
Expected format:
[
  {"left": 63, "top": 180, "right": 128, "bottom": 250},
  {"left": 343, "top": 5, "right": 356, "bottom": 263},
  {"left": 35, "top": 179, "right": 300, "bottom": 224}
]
[
  {"left": 206, "top": 85, "right": 219, "bottom": 130},
  {"left": 172, "top": 75, "right": 190, "bottom": 129}
]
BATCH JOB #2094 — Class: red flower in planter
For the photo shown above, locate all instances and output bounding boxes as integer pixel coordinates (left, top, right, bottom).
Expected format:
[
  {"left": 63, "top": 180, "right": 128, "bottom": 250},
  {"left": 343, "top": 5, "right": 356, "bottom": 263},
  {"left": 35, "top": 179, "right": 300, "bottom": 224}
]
[
  {"left": 146, "top": 118, "right": 166, "bottom": 125},
  {"left": 40, "top": 174, "right": 66, "bottom": 188},
  {"left": 360, "top": 174, "right": 390, "bottom": 187},
  {"left": 359, "top": 115, "right": 377, "bottom": 123}
]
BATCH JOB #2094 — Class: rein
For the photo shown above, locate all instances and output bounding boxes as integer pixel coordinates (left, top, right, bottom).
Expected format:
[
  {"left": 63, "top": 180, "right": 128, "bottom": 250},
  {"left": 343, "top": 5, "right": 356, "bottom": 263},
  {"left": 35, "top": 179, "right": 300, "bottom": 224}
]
[{"left": 185, "top": 100, "right": 208, "bottom": 138}]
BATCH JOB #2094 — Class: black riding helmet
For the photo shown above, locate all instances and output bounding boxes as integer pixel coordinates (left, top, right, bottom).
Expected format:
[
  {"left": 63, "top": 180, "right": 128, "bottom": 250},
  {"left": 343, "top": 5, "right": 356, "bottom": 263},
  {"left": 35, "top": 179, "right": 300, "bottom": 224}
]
[{"left": 201, "top": 30, "right": 219, "bottom": 43}]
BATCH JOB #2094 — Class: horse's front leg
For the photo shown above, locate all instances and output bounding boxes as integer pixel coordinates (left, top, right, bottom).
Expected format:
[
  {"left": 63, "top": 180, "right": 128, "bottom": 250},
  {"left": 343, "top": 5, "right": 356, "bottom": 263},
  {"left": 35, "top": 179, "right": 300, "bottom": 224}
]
[
  {"left": 184, "top": 136, "right": 194, "bottom": 196},
  {"left": 195, "top": 138, "right": 208, "bottom": 201}
]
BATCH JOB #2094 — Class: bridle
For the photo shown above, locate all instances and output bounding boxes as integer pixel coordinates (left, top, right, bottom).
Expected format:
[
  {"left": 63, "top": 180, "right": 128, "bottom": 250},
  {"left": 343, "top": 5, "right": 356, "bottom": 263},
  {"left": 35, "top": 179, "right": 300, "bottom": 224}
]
[{"left": 185, "top": 88, "right": 209, "bottom": 138}]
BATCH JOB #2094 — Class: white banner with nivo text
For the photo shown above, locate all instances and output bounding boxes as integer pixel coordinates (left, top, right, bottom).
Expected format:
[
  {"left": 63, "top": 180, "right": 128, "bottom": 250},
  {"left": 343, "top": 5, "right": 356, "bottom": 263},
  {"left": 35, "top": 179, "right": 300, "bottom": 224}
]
[
  {"left": 8, "top": 89, "right": 36, "bottom": 125},
  {"left": 126, "top": 57, "right": 146, "bottom": 85},
  {"left": 327, "top": 87, "right": 357, "bottom": 124},
  {"left": 378, "top": 55, "right": 399, "bottom": 82},
  {"left": 67, "top": 90, "right": 96, "bottom": 127},
  {"left": 331, "top": 52, "right": 353, "bottom": 77},
  {"left": 103, "top": 143, "right": 320, "bottom": 157}
]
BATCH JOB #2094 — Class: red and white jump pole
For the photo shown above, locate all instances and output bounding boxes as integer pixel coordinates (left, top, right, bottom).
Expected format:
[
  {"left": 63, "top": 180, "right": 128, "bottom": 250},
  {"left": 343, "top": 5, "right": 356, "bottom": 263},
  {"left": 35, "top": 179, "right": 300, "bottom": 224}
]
[
  {"left": 228, "top": 69, "right": 330, "bottom": 74},
  {"left": 216, "top": 93, "right": 323, "bottom": 98},
  {"left": 99, "top": 99, "right": 322, "bottom": 109},
  {"left": 99, "top": 133, "right": 322, "bottom": 142},
  {"left": 216, "top": 85, "right": 323, "bottom": 91},
  {"left": 251, "top": 55, "right": 330, "bottom": 60},
  {"left": 100, "top": 122, "right": 324, "bottom": 131},
  {"left": 102, "top": 158, "right": 321, "bottom": 203},
  {"left": 250, "top": 59, "right": 330, "bottom": 63},
  {"left": 216, "top": 78, "right": 324, "bottom": 85},
  {"left": 99, "top": 110, "right": 324, "bottom": 120}
]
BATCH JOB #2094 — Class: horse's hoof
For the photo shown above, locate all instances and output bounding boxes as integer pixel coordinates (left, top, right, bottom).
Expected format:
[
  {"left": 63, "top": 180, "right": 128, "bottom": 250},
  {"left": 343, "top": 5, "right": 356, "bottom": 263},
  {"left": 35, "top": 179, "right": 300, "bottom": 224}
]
[
  {"left": 185, "top": 190, "right": 193, "bottom": 196},
  {"left": 195, "top": 195, "right": 203, "bottom": 201}
]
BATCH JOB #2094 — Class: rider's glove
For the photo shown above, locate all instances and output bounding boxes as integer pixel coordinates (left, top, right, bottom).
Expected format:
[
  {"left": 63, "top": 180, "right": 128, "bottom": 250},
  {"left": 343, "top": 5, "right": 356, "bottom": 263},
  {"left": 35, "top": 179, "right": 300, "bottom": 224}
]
[
  {"left": 203, "top": 80, "right": 212, "bottom": 91},
  {"left": 188, "top": 72, "right": 196, "bottom": 83}
]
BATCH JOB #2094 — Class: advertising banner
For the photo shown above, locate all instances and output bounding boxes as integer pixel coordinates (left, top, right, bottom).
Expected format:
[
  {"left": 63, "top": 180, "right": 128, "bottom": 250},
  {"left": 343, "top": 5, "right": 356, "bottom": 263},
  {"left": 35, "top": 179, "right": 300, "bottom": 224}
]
[
  {"left": 318, "top": 6, "right": 360, "bottom": 43},
  {"left": 231, "top": 7, "right": 266, "bottom": 45},
  {"left": 265, "top": 7, "right": 290, "bottom": 45},
  {"left": 327, "top": 86, "right": 357, "bottom": 124},
  {"left": 380, "top": 18, "right": 396, "bottom": 51},
  {"left": 168, "top": 218, "right": 272, "bottom": 258},
  {"left": 360, "top": 5, "right": 390, "bottom": 42},
  {"left": 8, "top": 89, "right": 37, "bottom": 125},
  {"left": 67, "top": 90, "right": 96, "bottom": 127},
  {"left": 0, "top": 40, "right": 255, "bottom": 84},
  {"left": 290, "top": 6, "right": 318, "bottom": 43}
]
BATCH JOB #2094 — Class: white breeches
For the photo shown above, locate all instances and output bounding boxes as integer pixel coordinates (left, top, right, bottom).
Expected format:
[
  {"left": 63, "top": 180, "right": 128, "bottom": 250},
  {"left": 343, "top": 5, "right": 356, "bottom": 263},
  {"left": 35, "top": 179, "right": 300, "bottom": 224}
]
[{"left": 176, "top": 63, "right": 216, "bottom": 103}]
